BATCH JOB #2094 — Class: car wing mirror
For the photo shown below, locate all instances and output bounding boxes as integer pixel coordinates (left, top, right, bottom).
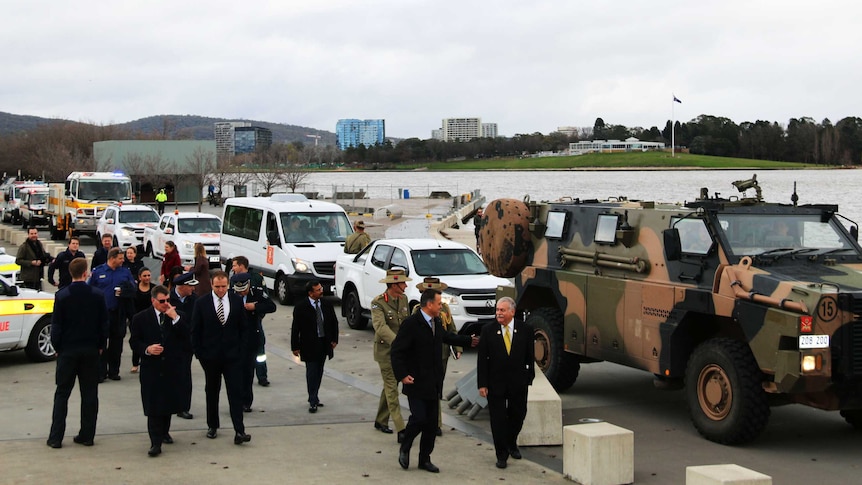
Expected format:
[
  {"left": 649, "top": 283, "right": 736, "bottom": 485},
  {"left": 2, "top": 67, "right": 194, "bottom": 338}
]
[{"left": 165, "top": 228, "right": 173, "bottom": 234}]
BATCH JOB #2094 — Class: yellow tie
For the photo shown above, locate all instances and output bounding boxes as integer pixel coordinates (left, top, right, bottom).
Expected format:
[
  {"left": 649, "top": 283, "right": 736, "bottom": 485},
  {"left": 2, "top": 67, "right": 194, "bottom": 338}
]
[{"left": 504, "top": 326, "right": 511, "bottom": 355}]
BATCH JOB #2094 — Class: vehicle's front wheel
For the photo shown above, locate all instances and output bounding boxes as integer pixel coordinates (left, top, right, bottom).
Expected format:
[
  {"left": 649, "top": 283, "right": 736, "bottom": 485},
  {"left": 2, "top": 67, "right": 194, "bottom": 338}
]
[
  {"left": 526, "top": 307, "right": 580, "bottom": 392},
  {"left": 275, "top": 274, "right": 293, "bottom": 305},
  {"left": 345, "top": 290, "right": 368, "bottom": 330},
  {"left": 685, "top": 338, "right": 770, "bottom": 445},
  {"left": 25, "top": 317, "right": 56, "bottom": 362}
]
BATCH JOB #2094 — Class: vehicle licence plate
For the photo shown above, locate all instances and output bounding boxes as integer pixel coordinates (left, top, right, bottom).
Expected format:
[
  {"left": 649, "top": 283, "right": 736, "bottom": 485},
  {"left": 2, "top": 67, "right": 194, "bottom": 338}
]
[
  {"left": 799, "top": 335, "right": 829, "bottom": 349},
  {"left": 209, "top": 256, "right": 220, "bottom": 263}
]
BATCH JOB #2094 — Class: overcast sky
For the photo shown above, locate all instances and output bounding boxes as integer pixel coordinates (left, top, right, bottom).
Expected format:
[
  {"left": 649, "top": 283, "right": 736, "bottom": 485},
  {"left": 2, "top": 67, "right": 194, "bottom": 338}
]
[{"left": 3, "top": 1, "right": 860, "bottom": 139}]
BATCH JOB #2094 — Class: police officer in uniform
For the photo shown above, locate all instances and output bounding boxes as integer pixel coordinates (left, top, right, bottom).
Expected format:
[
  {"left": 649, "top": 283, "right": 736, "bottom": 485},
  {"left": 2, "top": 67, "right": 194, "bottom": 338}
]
[
  {"left": 371, "top": 268, "right": 411, "bottom": 442},
  {"left": 230, "top": 272, "right": 276, "bottom": 412},
  {"left": 88, "top": 248, "right": 136, "bottom": 381},
  {"left": 170, "top": 272, "right": 198, "bottom": 420},
  {"left": 412, "top": 277, "right": 462, "bottom": 436}
]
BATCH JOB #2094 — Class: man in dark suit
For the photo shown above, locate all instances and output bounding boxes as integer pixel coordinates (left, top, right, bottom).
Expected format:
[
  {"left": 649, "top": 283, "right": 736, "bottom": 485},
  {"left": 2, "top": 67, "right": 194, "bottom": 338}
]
[
  {"left": 477, "top": 296, "right": 535, "bottom": 469},
  {"left": 291, "top": 280, "right": 338, "bottom": 414},
  {"left": 390, "top": 289, "right": 478, "bottom": 473},
  {"left": 231, "top": 272, "right": 276, "bottom": 412},
  {"left": 190, "top": 270, "right": 251, "bottom": 445},
  {"left": 48, "top": 236, "right": 85, "bottom": 289},
  {"left": 170, "top": 272, "right": 198, "bottom": 420},
  {"left": 47, "top": 257, "right": 108, "bottom": 449},
  {"left": 129, "top": 285, "right": 191, "bottom": 457}
]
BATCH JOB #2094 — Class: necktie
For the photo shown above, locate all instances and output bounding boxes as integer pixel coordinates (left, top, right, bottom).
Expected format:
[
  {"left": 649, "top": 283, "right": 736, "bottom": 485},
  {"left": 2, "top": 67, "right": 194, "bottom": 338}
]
[
  {"left": 217, "top": 298, "right": 225, "bottom": 325},
  {"left": 315, "top": 300, "right": 324, "bottom": 337},
  {"left": 504, "top": 326, "right": 511, "bottom": 355},
  {"left": 159, "top": 312, "right": 167, "bottom": 328}
]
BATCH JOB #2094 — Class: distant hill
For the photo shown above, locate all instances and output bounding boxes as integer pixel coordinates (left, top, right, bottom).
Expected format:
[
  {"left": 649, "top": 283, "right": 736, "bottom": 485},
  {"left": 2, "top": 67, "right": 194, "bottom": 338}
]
[{"left": 0, "top": 111, "right": 336, "bottom": 146}]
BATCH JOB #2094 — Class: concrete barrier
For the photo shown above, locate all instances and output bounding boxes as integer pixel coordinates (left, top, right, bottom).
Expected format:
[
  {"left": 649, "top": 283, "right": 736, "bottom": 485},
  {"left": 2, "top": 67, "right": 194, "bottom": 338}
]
[
  {"left": 563, "top": 422, "right": 633, "bottom": 485},
  {"left": 686, "top": 464, "right": 772, "bottom": 485},
  {"left": 518, "top": 368, "right": 562, "bottom": 446}
]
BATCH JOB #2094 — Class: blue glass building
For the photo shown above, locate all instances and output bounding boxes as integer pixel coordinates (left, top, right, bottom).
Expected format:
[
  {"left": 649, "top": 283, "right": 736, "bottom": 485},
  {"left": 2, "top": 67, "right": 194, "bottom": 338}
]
[
  {"left": 234, "top": 126, "right": 273, "bottom": 154},
  {"left": 335, "top": 119, "right": 385, "bottom": 150}
]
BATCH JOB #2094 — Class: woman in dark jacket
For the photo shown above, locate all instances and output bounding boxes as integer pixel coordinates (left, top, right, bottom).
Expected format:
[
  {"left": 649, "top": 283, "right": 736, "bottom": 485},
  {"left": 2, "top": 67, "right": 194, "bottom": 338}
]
[
  {"left": 124, "top": 247, "right": 145, "bottom": 282},
  {"left": 192, "top": 243, "right": 212, "bottom": 297}
]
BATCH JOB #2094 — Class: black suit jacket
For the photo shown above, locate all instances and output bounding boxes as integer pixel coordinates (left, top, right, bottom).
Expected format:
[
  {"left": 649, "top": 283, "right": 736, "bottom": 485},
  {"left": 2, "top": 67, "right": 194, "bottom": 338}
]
[
  {"left": 391, "top": 311, "right": 472, "bottom": 400},
  {"left": 291, "top": 297, "right": 338, "bottom": 361},
  {"left": 129, "top": 308, "right": 191, "bottom": 415},
  {"left": 477, "top": 321, "right": 535, "bottom": 395},
  {"left": 51, "top": 281, "right": 108, "bottom": 354},
  {"left": 190, "top": 292, "right": 248, "bottom": 362}
]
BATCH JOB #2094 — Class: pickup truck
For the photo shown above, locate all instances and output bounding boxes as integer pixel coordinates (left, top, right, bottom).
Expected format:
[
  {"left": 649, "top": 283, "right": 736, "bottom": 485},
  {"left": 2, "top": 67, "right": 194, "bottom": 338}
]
[
  {"left": 143, "top": 211, "right": 222, "bottom": 268},
  {"left": 334, "top": 238, "right": 510, "bottom": 333}
]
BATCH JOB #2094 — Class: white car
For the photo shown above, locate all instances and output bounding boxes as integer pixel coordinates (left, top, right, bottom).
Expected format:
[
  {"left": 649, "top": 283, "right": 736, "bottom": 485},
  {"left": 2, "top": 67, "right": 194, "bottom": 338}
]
[
  {"left": 335, "top": 238, "right": 511, "bottom": 333},
  {"left": 96, "top": 204, "right": 160, "bottom": 250},
  {"left": 0, "top": 274, "right": 56, "bottom": 362},
  {"left": 144, "top": 212, "right": 222, "bottom": 267},
  {"left": 0, "top": 247, "right": 20, "bottom": 284}
]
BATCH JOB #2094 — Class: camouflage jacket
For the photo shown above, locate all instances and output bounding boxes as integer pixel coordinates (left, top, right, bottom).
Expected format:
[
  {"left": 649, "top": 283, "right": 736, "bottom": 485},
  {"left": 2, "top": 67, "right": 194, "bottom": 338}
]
[{"left": 371, "top": 291, "right": 410, "bottom": 363}]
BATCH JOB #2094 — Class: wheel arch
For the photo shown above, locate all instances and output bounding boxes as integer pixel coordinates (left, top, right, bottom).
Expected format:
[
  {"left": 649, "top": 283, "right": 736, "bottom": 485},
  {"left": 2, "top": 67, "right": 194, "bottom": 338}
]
[{"left": 663, "top": 312, "right": 746, "bottom": 378}]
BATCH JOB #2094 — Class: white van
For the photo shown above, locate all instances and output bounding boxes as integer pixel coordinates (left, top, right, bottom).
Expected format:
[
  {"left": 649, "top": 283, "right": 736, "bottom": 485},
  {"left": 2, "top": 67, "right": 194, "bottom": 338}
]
[{"left": 220, "top": 194, "right": 353, "bottom": 304}]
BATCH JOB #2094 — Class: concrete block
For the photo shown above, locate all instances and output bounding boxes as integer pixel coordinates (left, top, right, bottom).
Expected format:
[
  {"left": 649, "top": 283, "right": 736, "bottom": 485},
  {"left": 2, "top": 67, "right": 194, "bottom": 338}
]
[
  {"left": 564, "top": 422, "right": 633, "bottom": 485},
  {"left": 518, "top": 368, "right": 562, "bottom": 446},
  {"left": 686, "top": 464, "right": 772, "bottom": 485}
]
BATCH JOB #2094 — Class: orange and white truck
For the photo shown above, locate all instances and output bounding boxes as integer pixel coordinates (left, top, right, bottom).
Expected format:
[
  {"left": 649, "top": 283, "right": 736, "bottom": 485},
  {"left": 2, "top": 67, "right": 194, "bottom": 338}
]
[{"left": 45, "top": 172, "right": 133, "bottom": 240}]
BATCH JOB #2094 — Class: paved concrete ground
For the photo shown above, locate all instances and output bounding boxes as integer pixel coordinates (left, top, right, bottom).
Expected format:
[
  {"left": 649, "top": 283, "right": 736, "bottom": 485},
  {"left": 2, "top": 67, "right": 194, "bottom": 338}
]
[{"left": 0, "top": 198, "right": 569, "bottom": 484}]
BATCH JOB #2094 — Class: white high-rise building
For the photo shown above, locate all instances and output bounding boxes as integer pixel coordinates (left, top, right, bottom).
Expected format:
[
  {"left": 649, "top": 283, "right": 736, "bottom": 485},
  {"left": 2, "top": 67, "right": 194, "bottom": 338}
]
[
  {"left": 441, "top": 118, "right": 481, "bottom": 142},
  {"left": 214, "top": 121, "right": 251, "bottom": 157},
  {"left": 481, "top": 123, "right": 498, "bottom": 138}
]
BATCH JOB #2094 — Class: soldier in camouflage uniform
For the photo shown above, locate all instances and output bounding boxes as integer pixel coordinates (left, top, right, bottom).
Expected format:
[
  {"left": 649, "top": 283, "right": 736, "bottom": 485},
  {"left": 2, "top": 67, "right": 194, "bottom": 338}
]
[
  {"left": 371, "top": 268, "right": 412, "bottom": 442},
  {"left": 344, "top": 220, "right": 371, "bottom": 254},
  {"left": 412, "top": 277, "right": 462, "bottom": 436}
]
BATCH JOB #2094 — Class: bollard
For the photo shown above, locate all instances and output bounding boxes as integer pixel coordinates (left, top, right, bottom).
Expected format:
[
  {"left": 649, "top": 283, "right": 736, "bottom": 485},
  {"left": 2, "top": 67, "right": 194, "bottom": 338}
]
[
  {"left": 686, "top": 464, "right": 772, "bottom": 485},
  {"left": 564, "top": 422, "right": 633, "bottom": 485}
]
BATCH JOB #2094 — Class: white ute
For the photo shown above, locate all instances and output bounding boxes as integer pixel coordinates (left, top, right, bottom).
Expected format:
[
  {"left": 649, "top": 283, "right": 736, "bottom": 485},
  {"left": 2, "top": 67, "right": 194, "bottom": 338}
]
[
  {"left": 143, "top": 211, "right": 222, "bottom": 268},
  {"left": 335, "top": 238, "right": 510, "bottom": 334}
]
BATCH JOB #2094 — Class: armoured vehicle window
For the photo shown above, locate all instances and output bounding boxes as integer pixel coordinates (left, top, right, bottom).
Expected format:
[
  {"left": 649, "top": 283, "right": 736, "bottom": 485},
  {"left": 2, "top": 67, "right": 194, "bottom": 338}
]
[
  {"left": 716, "top": 213, "right": 856, "bottom": 256},
  {"left": 595, "top": 214, "right": 619, "bottom": 244},
  {"left": 545, "top": 211, "right": 567, "bottom": 239},
  {"left": 673, "top": 218, "right": 713, "bottom": 255}
]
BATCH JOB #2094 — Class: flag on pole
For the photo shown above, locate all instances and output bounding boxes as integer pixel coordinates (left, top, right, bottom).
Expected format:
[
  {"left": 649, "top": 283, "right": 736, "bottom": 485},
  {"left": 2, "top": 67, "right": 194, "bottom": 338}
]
[{"left": 673, "top": 95, "right": 682, "bottom": 104}]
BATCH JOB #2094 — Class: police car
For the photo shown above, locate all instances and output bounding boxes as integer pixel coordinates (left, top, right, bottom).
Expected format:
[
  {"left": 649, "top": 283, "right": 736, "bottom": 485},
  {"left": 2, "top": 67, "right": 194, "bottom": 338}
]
[{"left": 0, "top": 274, "right": 55, "bottom": 362}]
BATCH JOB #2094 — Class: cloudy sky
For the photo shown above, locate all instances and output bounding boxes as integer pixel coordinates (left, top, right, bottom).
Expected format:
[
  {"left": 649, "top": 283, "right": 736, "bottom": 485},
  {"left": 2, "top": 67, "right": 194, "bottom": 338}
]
[{"left": 3, "top": 1, "right": 859, "bottom": 139}]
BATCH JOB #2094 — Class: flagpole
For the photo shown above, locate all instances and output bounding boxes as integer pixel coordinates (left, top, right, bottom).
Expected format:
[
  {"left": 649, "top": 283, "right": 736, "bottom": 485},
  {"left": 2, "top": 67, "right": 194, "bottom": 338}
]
[{"left": 671, "top": 95, "right": 676, "bottom": 158}]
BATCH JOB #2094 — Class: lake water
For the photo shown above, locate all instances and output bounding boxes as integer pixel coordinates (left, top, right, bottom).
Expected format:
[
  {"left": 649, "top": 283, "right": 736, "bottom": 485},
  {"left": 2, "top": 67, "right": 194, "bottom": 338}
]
[{"left": 289, "top": 169, "right": 862, "bottom": 226}]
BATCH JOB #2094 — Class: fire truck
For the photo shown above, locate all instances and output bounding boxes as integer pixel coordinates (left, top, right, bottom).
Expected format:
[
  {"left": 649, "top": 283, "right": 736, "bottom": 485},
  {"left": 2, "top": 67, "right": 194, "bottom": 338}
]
[{"left": 46, "top": 172, "right": 133, "bottom": 240}]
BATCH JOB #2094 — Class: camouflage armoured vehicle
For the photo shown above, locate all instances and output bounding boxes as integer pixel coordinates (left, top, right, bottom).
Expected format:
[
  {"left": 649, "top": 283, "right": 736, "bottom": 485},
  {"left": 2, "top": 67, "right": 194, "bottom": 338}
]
[{"left": 480, "top": 175, "right": 862, "bottom": 444}]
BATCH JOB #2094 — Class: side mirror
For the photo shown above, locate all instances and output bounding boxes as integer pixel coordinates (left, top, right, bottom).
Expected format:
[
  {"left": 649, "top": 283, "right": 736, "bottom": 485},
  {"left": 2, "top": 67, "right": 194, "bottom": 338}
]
[
  {"left": 663, "top": 228, "right": 682, "bottom": 261},
  {"left": 165, "top": 228, "right": 174, "bottom": 235},
  {"left": 106, "top": 218, "right": 115, "bottom": 224},
  {"left": 852, "top": 225, "right": 859, "bottom": 242}
]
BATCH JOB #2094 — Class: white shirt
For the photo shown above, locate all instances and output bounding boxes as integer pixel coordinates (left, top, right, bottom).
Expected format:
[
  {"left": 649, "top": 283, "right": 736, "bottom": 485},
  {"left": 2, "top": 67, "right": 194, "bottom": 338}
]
[{"left": 211, "top": 292, "right": 230, "bottom": 320}]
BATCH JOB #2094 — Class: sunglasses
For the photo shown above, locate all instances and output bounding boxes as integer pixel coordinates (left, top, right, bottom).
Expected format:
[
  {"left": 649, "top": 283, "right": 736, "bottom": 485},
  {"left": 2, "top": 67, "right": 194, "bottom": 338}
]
[{"left": 155, "top": 298, "right": 170, "bottom": 304}]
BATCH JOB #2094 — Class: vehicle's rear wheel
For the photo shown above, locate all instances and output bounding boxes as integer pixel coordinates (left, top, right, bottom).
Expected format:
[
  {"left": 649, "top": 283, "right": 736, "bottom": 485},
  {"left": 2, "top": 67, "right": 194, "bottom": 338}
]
[
  {"left": 21, "top": 216, "right": 28, "bottom": 229},
  {"left": 685, "top": 338, "right": 770, "bottom": 445},
  {"left": 275, "top": 274, "right": 292, "bottom": 305},
  {"left": 345, "top": 290, "right": 368, "bottom": 330},
  {"left": 526, "top": 307, "right": 580, "bottom": 391},
  {"left": 25, "top": 317, "right": 56, "bottom": 362}
]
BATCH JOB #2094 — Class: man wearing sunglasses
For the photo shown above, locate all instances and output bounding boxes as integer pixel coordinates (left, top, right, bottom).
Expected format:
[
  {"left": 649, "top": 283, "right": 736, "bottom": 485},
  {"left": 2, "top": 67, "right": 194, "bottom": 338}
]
[{"left": 129, "top": 285, "right": 191, "bottom": 457}]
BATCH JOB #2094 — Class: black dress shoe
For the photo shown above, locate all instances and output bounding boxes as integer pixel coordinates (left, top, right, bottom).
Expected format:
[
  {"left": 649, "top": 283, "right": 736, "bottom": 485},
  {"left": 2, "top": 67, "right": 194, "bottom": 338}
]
[
  {"left": 177, "top": 411, "right": 193, "bottom": 419},
  {"left": 243, "top": 405, "right": 253, "bottom": 413},
  {"left": 374, "top": 422, "right": 394, "bottom": 434},
  {"left": 108, "top": 375, "right": 121, "bottom": 381},
  {"left": 315, "top": 402, "right": 324, "bottom": 407},
  {"left": 308, "top": 404, "right": 318, "bottom": 413},
  {"left": 508, "top": 445, "right": 522, "bottom": 460},
  {"left": 495, "top": 459, "right": 507, "bottom": 469},
  {"left": 46, "top": 440, "right": 62, "bottom": 449},
  {"left": 398, "top": 449, "right": 409, "bottom": 469},
  {"left": 258, "top": 379, "right": 270, "bottom": 387},
  {"left": 397, "top": 430, "right": 405, "bottom": 444},
  {"left": 98, "top": 377, "right": 106, "bottom": 384},
  {"left": 148, "top": 445, "right": 162, "bottom": 457},
  {"left": 435, "top": 427, "right": 442, "bottom": 437},
  {"left": 419, "top": 461, "right": 440, "bottom": 473},
  {"left": 72, "top": 435, "right": 94, "bottom": 446},
  {"left": 206, "top": 428, "right": 217, "bottom": 439},
  {"left": 162, "top": 434, "right": 173, "bottom": 444},
  {"left": 234, "top": 432, "right": 251, "bottom": 445}
]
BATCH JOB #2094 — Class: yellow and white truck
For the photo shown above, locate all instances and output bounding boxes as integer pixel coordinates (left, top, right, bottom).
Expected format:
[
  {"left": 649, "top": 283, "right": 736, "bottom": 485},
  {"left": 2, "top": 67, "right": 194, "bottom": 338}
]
[{"left": 45, "top": 172, "right": 133, "bottom": 240}]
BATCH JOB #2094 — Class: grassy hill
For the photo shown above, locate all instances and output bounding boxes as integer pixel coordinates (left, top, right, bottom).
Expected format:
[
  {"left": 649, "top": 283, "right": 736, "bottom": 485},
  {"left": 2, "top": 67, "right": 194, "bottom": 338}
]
[
  {"left": 0, "top": 111, "right": 336, "bottom": 146},
  {"left": 408, "top": 151, "right": 814, "bottom": 170}
]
